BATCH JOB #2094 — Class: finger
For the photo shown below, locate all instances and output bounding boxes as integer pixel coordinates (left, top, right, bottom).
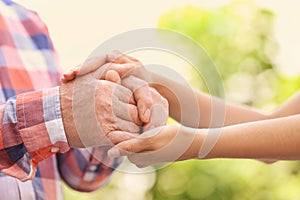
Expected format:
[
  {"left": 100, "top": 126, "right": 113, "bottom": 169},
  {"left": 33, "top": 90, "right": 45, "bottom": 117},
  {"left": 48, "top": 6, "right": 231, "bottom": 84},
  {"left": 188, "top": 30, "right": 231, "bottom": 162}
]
[
  {"left": 60, "top": 66, "right": 80, "bottom": 83},
  {"left": 107, "top": 131, "right": 138, "bottom": 144},
  {"left": 150, "top": 87, "right": 169, "bottom": 110},
  {"left": 61, "top": 50, "right": 134, "bottom": 82},
  {"left": 116, "top": 55, "right": 141, "bottom": 65},
  {"left": 143, "top": 105, "right": 168, "bottom": 131},
  {"left": 60, "top": 77, "right": 68, "bottom": 83},
  {"left": 79, "top": 54, "right": 110, "bottom": 76},
  {"left": 105, "top": 70, "right": 121, "bottom": 84},
  {"left": 64, "top": 65, "right": 80, "bottom": 76},
  {"left": 108, "top": 50, "right": 141, "bottom": 65},
  {"left": 113, "top": 100, "right": 142, "bottom": 125},
  {"left": 115, "top": 117, "right": 140, "bottom": 133},
  {"left": 101, "top": 63, "right": 136, "bottom": 79},
  {"left": 107, "top": 137, "right": 146, "bottom": 157},
  {"left": 107, "top": 126, "right": 168, "bottom": 157},
  {"left": 76, "top": 50, "right": 122, "bottom": 77},
  {"left": 136, "top": 85, "right": 153, "bottom": 123},
  {"left": 63, "top": 70, "right": 77, "bottom": 79},
  {"left": 122, "top": 76, "right": 153, "bottom": 123},
  {"left": 143, "top": 88, "right": 169, "bottom": 131},
  {"left": 91, "top": 62, "right": 136, "bottom": 82},
  {"left": 60, "top": 73, "right": 76, "bottom": 83},
  {"left": 80, "top": 50, "right": 131, "bottom": 76},
  {"left": 114, "top": 84, "right": 136, "bottom": 105}
]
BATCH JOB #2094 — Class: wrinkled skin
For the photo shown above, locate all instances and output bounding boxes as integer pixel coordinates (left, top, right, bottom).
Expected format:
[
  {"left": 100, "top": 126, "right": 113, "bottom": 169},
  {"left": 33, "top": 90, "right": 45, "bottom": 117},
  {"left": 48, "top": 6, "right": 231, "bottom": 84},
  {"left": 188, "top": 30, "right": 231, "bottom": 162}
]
[
  {"left": 60, "top": 51, "right": 169, "bottom": 148},
  {"left": 60, "top": 65, "right": 141, "bottom": 148}
]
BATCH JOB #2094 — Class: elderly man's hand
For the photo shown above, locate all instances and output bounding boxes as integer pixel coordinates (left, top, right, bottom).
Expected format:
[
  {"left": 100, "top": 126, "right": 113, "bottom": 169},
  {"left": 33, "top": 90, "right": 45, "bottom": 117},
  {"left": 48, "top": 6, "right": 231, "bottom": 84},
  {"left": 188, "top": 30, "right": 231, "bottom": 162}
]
[
  {"left": 60, "top": 65, "right": 142, "bottom": 148},
  {"left": 120, "top": 75, "right": 169, "bottom": 131},
  {"left": 107, "top": 125, "right": 200, "bottom": 168},
  {"left": 61, "top": 51, "right": 153, "bottom": 124},
  {"left": 60, "top": 51, "right": 169, "bottom": 147}
]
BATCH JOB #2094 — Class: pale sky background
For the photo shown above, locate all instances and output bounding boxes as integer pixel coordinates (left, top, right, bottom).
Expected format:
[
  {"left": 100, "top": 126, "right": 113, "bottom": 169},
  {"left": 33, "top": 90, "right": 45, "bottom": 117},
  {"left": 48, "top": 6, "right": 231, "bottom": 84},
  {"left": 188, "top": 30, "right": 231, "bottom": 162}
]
[{"left": 13, "top": 0, "right": 300, "bottom": 76}]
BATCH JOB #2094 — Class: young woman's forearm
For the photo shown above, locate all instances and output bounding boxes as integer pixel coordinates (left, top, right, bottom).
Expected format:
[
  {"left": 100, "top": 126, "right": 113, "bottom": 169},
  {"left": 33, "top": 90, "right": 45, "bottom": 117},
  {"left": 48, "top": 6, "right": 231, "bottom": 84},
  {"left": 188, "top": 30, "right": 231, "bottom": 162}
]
[
  {"left": 149, "top": 70, "right": 300, "bottom": 128},
  {"left": 195, "top": 92, "right": 268, "bottom": 127},
  {"left": 209, "top": 90, "right": 300, "bottom": 126},
  {"left": 149, "top": 71, "right": 268, "bottom": 127},
  {"left": 202, "top": 114, "right": 300, "bottom": 160}
]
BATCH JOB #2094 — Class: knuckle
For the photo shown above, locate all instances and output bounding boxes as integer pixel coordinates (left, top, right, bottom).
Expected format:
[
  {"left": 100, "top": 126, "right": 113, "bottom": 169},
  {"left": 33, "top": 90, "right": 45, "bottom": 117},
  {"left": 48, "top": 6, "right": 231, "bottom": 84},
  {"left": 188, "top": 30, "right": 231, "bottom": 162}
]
[{"left": 145, "top": 97, "right": 153, "bottom": 107}]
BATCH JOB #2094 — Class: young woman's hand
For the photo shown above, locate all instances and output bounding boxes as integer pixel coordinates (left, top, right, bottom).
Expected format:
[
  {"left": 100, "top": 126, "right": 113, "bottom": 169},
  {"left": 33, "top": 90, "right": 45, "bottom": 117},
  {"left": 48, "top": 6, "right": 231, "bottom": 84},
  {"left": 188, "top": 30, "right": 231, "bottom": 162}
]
[{"left": 107, "top": 124, "right": 204, "bottom": 168}]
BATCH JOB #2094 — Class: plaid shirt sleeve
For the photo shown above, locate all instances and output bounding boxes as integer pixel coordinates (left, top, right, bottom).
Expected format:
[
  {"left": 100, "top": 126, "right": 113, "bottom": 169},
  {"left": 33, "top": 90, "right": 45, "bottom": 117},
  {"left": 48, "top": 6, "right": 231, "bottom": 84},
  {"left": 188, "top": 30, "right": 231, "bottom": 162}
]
[
  {"left": 0, "top": 86, "right": 70, "bottom": 181},
  {"left": 0, "top": 84, "right": 123, "bottom": 190}
]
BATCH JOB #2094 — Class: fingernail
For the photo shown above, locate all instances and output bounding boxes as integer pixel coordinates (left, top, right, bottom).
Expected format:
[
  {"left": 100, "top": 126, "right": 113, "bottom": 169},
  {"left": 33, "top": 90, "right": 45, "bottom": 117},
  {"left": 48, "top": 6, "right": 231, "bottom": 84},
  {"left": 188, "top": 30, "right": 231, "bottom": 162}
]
[
  {"left": 144, "top": 109, "right": 150, "bottom": 121},
  {"left": 107, "top": 148, "right": 120, "bottom": 157}
]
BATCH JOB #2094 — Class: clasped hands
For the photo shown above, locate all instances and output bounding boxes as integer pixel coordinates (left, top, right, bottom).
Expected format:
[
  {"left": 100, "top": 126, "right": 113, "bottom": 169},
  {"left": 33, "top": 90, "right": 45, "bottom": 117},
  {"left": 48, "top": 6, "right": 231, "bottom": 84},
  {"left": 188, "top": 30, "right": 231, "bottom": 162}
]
[{"left": 60, "top": 51, "right": 179, "bottom": 167}]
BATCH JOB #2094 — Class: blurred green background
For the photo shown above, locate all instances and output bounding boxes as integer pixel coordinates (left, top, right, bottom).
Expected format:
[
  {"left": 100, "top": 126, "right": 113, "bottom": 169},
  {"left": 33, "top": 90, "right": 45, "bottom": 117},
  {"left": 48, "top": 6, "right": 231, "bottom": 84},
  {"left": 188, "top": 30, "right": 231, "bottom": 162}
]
[{"left": 64, "top": 1, "right": 300, "bottom": 200}]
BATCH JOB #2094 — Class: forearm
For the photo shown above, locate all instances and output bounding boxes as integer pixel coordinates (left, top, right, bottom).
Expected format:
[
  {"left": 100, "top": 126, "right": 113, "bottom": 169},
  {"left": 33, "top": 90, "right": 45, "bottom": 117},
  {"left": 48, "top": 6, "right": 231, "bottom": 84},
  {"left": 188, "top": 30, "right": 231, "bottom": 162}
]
[
  {"left": 149, "top": 71, "right": 268, "bottom": 128},
  {"left": 208, "top": 89, "right": 300, "bottom": 126},
  {"left": 201, "top": 114, "right": 300, "bottom": 160},
  {"left": 108, "top": 114, "right": 300, "bottom": 165},
  {"left": 195, "top": 92, "right": 269, "bottom": 127}
]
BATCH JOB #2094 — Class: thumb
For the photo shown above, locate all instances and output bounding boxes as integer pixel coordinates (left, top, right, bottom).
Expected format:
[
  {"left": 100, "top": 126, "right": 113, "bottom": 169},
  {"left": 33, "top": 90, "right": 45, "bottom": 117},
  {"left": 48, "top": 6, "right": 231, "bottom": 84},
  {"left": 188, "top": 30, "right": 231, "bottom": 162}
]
[
  {"left": 79, "top": 53, "right": 110, "bottom": 76},
  {"left": 107, "top": 131, "right": 138, "bottom": 144},
  {"left": 107, "top": 137, "right": 146, "bottom": 157},
  {"left": 60, "top": 53, "right": 109, "bottom": 82},
  {"left": 77, "top": 50, "right": 122, "bottom": 76},
  {"left": 92, "top": 63, "right": 136, "bottom": 80}
]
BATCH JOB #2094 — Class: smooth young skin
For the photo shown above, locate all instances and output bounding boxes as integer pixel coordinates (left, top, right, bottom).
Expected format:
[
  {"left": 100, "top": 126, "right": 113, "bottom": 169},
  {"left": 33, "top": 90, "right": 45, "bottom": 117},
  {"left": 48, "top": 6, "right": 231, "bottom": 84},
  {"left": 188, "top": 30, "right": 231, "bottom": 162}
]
[
  {"left": 107, "top": 57, "right": 300, "bottom": 166},
  {"left": 108, "top": 114, "right": 300, "bottom": 167}
]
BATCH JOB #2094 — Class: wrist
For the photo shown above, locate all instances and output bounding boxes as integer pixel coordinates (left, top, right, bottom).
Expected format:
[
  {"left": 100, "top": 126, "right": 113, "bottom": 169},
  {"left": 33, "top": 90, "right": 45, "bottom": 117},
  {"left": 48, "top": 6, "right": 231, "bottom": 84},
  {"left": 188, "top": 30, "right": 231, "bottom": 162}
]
[
  {"left": 176, "top": 126, "right": 206, "bottom": 161},
  {"left": 188, "top": 128, "right": 206, "bottom": 160},
  {"left": 59, "top": 83, "right": 83, "bottom": 148}
]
